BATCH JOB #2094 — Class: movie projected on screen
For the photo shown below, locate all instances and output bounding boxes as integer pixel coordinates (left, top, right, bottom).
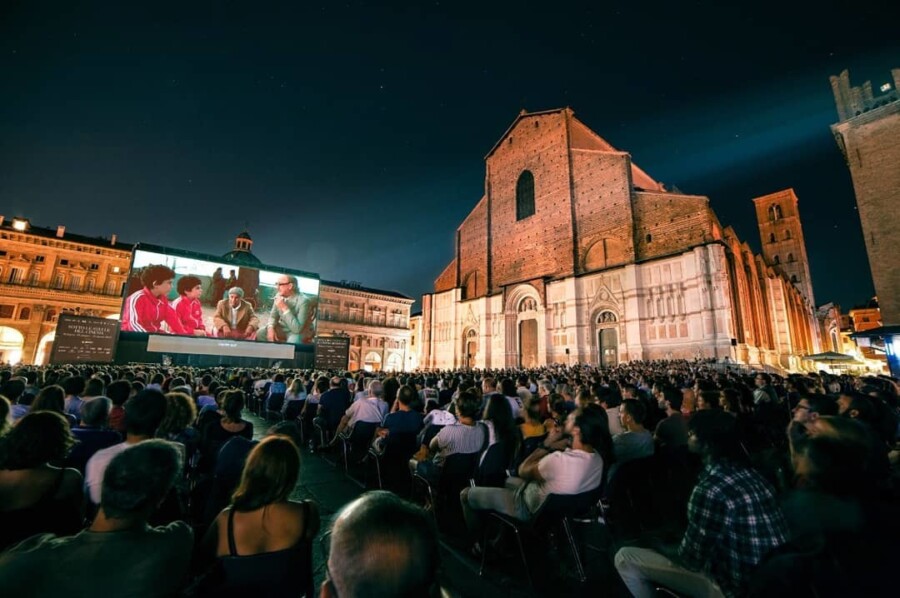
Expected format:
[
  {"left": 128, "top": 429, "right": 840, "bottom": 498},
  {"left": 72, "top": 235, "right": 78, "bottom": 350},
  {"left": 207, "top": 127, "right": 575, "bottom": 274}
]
[{"left": 120, "top": 248, "right": 320, "bottom": 347}]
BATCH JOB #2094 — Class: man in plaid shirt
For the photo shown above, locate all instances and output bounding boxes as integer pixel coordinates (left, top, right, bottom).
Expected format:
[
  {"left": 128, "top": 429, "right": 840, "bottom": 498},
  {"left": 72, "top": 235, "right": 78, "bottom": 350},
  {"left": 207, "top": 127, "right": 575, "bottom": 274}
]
[{"left": 615, "top": 410, "right": 788, "bottom": 597}]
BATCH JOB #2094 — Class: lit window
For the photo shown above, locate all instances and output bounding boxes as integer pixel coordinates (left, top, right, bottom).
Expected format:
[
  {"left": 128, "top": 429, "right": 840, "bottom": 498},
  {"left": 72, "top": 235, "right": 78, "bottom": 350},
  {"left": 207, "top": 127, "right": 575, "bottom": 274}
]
[{"left": 11, "top": 219, "right": 28, "bottom": 231}]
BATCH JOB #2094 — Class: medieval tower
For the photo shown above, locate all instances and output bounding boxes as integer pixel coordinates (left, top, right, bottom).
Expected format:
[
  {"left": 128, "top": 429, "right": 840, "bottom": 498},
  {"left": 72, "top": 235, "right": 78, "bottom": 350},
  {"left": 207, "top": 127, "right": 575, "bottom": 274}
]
[
  {"left": 753, "top": 189, "right": 816, "bottom": 307},
  {"left": 830, "top": 67, "right": 900, "bottom": 325}
]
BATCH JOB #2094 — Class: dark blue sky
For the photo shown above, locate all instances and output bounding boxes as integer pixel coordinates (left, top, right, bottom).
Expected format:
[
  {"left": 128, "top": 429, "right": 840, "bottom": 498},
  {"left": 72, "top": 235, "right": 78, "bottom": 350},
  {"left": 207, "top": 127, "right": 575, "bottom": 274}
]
[{"left": 1, "top": 1, "right": 896, "bottom": 311}]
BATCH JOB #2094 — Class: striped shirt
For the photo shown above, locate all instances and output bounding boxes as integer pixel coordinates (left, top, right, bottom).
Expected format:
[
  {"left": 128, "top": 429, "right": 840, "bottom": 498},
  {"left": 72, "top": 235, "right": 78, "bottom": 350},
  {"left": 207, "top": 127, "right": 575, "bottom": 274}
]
[{"left": 432, "top": 422, "right": 486, "bottom": 466}]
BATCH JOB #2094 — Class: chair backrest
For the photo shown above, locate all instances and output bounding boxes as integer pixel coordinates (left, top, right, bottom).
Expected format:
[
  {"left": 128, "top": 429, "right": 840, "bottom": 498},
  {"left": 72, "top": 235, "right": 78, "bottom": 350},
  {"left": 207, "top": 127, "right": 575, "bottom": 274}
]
[
  {"left": 349, "top": 421, "right": 379, "bottom": 450},
  {"left": 385, "top": 431, "right": 420, "bottom": 460},
  {"left": 473, "top": 440, "right": 514, "bottom": 488},
  {"left": 266, "top": 392, "right": 285, "bottom": 412},
  {"left": 539, "top": 484, "right": 605, "bottom": 521},
  {"left": 606, "top": 455, "right": 660, "bottom": 534},
  {"left": 438, "top": 451, "right": 479, "bottom": 496},
  {"left": 282, "top": 399, "right": 303, "bottom": 420}
]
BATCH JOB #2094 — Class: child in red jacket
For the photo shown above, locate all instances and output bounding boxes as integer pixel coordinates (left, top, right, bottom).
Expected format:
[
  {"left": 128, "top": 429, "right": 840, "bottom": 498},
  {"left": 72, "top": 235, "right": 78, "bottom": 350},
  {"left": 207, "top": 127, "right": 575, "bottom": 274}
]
[
  {"left": 171, "top": 275, "right": 207, "bottom": 336},
  {"left": 121, "top": 265, "right": 189, "bottom": 334}
]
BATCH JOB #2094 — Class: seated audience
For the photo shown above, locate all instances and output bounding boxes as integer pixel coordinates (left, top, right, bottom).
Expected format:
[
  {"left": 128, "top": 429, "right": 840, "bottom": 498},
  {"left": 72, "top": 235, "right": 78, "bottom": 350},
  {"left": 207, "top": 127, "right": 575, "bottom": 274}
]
[
  {"left": 158, "top": 391, "right": 199, "bottom": 468},
  {"left": 67, "top": 397, "right": 121, "bottom": 474},
  {"left": 654, "top": 386, "right": 688, "bottom": 452},
  {"left": 106, "top": 380, "right": 132, "bottom": 433},
  {"left": 410, "top": 389, "right": 486, "bottom": 484},
  {"left": 0, "top": 440, "right": 192, "bottom": 597},
  {"left": 609, "top": 399, "right": 654, "bottom": 479},
  {"left": 323, "top": 491, "right": 440, "bottom": 598},
  {"left": 0, "top": 394, "right": 10, "bottom": 436},
  {"left": 85, "top": 388, "right": 168, "bottom": 505},
  {"left": 460, "top": 405, "right": 607, "bottom": 550},
  {"left": 332, "top": 379, "right": 388, "bottom": 441},
  {"left": 198, "top": 390, "right": 253, "bottom": 473},
  {"left": 31, "top": 384, "right": 75, "bottom": 426},
  {"left": 197, "top": 435, "right": 319, "bottom": 597},
  {"left": 0, "top": 411, "right": 83, "bottom": 551},
  {"left": 615, "top": 410, "right": 788, "bottom": 597}
]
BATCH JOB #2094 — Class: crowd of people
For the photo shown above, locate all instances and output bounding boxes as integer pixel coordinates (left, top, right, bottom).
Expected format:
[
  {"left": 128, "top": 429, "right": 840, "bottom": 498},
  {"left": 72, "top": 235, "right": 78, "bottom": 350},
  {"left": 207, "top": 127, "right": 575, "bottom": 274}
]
[{"left": 0, "top": 359, "right": 897, "bottom": 596}]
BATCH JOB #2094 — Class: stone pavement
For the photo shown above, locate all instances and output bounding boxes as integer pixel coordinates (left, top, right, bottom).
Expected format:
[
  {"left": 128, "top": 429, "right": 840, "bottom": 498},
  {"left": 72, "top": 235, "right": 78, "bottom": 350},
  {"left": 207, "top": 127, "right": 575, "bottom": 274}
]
[{"left": 246, "top": 411, "right": 628, "bottom": 597}]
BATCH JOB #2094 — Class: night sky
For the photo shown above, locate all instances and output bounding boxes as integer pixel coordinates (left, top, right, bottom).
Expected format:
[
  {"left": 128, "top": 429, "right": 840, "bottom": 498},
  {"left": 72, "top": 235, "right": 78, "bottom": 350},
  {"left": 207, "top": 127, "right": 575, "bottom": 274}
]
[{"left": 2, "top": 1, "right": 897, "bottom": 312}]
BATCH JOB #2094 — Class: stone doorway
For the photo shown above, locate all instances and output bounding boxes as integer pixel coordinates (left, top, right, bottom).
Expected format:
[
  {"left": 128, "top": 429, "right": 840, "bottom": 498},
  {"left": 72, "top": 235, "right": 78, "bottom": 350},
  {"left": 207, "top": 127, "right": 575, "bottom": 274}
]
[
  {"left": 598, "top": 327, "right": 618, "bottom": 367},
  {"left": 464, "top": 329, "right": 478, "bottom": 369},
  {"left": 519, "top": 319, "right": 538, "bottom": 368}
]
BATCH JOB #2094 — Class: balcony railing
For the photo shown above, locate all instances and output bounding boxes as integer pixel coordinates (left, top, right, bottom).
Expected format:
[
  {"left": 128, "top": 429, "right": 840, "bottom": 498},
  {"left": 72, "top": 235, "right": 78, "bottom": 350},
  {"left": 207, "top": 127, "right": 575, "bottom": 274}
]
[
  {"left": 318, "top": 312, "right": 409, "bottom": 329},
  {"left": 0, "top": 279, "right": 123, "bottom": 299}
]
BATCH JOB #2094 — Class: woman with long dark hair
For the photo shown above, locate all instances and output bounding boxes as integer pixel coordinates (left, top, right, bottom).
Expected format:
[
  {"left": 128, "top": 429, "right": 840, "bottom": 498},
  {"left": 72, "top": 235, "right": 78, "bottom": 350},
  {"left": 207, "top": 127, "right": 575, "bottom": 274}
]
[{"left": 197, "top": 435, "right": 319, "bottom": 596}]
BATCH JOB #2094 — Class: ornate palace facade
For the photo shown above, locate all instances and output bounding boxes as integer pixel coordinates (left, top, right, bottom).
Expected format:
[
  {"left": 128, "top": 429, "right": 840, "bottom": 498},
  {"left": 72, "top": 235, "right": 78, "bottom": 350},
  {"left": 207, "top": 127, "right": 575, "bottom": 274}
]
[{"left": 0, "top": 216, "right": 131, "bottom": 364}]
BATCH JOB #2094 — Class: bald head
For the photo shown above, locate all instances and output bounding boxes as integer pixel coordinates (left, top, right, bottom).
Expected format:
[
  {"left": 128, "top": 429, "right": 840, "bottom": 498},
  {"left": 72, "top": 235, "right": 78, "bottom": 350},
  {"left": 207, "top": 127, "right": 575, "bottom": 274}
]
[{"left": 325, "top": 491, "right": 439, "bottom": 598}]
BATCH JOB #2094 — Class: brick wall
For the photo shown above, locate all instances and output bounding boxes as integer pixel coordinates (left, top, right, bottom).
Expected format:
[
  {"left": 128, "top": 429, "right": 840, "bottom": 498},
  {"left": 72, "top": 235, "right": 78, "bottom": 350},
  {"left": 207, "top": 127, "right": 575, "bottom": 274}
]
[
  {"left": 457, "top": 196, "right": 488, "bottom": 299},
  {"left": 434, "top": 258, "right": 457, "bottom": 293},
  {"left": 833, "top": 103, "right": 900, "bottom": 324},
  {"left": 571, "top": 150, "right": 636, "bottom": 272},
  {"left": 487, "top": 112, "right": 575, "bottom": 291},
  {"left": 633, "top": 192, "right": 713, "bottom": 261}
]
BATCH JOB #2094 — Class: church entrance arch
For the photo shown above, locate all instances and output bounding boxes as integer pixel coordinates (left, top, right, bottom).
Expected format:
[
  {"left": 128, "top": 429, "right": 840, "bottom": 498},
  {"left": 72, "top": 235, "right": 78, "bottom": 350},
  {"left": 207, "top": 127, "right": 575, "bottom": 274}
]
[
  {"left": 0, "top": 326, "right": 25, "bottom": 365},
  {"left": 517, "top": 296, "right": 540, "bottom": 368},
  {"left": 595, "top": 311, "right": 619, "bottom": 367},
  {"left": 463, "top": 329, "right": 478, "bottom": 369}
]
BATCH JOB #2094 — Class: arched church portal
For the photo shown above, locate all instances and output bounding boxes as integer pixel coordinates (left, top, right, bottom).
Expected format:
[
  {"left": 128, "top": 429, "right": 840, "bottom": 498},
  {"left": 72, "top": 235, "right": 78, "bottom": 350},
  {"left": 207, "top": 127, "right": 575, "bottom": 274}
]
[
  {"left": 517, "top": 297, "right": 539, "bottom": 368},
  {"left": 596, "top": 311, "right": 619, "bottom": 367},
  {"left": 463, "top": 329, "right": 478, "bottom": 369}
]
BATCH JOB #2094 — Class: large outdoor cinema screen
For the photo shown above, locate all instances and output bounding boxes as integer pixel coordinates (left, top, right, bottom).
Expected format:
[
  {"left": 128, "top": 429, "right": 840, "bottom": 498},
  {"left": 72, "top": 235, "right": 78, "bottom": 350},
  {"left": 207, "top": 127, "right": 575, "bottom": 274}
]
[{"left": 120, "top": 247, "right": 320, "bottom": 351}]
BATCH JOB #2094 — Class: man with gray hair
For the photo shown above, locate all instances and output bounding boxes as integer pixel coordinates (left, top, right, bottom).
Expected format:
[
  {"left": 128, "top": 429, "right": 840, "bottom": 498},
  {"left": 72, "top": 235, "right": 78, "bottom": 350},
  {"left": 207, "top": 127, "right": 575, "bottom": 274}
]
[
  {"left": 322, "top": 491, "right": 440, "bottom": 598},
  {"left": 0, "top": 440, "right": 193, "bottom": 596},
  {"left": 333, "top": 378, "right": 388, "bottom": 440},
  {"left": 213, "top": 286, "right": 259, "bottom": 339},
  {"left": 259, "top": 273, "right": 317, "bottom": 344},
  {"left": 67, "top": 397, "right": 121, "bottom": 474}
]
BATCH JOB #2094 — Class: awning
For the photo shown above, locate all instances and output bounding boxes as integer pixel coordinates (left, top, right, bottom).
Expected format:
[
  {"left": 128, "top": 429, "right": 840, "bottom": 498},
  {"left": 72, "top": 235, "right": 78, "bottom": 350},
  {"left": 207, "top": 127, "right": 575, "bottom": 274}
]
[
  {"left": 850, "top": 325, "right": 900, "bottom": 339},
  {"left": 801, "top": 351, "right": 858, "bottom": 362}
]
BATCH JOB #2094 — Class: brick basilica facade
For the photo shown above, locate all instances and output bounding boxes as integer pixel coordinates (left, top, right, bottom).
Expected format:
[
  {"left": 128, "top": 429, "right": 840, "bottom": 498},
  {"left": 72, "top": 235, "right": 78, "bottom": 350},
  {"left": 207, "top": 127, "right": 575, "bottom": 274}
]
[{"left": 420, "top": 108, "right": 821, "bottom": 371}]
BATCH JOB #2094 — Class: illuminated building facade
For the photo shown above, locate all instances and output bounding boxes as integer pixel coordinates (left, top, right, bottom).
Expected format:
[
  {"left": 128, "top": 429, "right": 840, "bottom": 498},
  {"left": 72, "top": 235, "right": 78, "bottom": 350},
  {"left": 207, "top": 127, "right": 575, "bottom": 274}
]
[
  {"left": 421, "top": 109, "right": 820, "bottom": 371},
  {"left": 316, "top": 280, "right": 414, "bottom": 372},
  {"left": 830, "top": 67, "right": 900, "bottom": 326},
  {"left": 0, "top": 216, "right": 132, "bottom": 365}
]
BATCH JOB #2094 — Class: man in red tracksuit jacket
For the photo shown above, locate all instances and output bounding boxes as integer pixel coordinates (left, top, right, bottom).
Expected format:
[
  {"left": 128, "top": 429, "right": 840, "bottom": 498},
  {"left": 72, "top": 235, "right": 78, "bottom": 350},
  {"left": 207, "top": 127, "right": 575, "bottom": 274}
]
[
  {"left": 121, "top": 265, "right": 190, "bottom": 334},
  {"left": 171, "top": 275, "right": 207, "bottom": 336}
]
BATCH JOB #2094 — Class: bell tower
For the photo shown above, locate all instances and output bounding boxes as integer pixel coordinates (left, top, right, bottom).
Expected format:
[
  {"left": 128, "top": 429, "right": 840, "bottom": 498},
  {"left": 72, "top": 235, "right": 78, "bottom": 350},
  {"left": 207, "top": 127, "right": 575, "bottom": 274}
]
[{"left": 753, "top": 189, "right": 816, "bottom": 306}]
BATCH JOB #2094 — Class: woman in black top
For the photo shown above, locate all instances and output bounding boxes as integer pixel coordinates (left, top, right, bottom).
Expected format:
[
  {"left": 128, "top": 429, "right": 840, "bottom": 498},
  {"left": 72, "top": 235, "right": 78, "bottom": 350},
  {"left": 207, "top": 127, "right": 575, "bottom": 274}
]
[{"left": 196, "top": 435, "right": 319, "bottom": 597}]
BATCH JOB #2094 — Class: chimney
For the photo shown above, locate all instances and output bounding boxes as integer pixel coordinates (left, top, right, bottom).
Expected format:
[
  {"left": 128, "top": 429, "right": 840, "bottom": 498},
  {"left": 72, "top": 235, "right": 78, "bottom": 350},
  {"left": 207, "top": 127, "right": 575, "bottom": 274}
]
[
  {"left": 110, "top": 234, "right": 117, "bottom": 246},
  {"left": 0, "top": 215, "right": 4, "bottom": 227},
  {"left": 56, "top": 226, "right": 65, "bottom": 238}
]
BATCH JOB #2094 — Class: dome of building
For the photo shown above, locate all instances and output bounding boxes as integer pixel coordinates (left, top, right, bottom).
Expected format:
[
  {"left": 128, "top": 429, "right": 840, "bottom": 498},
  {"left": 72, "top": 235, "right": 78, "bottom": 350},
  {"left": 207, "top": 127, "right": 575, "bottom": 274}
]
[{"left": 222, "top": 231, "right": 262, "bottom": 267}]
